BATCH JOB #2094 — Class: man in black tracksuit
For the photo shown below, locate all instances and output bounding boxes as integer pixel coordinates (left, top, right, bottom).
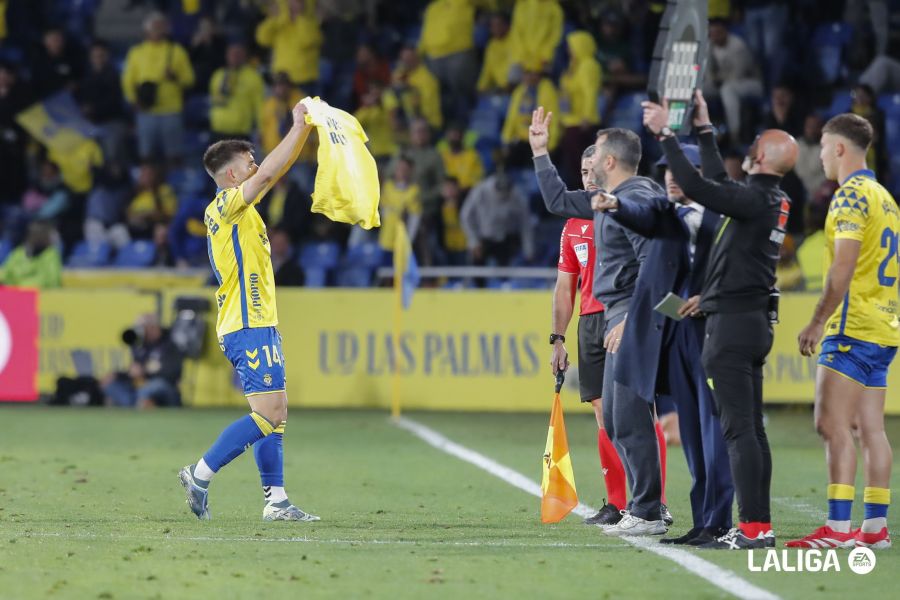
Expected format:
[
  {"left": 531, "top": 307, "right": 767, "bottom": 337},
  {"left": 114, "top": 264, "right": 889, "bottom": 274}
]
[
  {"left": 530, "top": 106, "right": 668, "bottom": 536},
  {"left": 641, "top": 92, "right": 798, "bottom": 549}
]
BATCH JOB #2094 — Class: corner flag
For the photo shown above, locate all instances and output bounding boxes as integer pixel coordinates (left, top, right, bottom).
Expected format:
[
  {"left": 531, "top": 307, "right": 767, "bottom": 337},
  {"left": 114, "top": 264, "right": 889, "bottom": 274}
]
[
  {"left": 392, "top": 221, "right": 419, "bottom": 309},
  {"left": 541, "top": 372, "right": 578, "bottom": 523}
]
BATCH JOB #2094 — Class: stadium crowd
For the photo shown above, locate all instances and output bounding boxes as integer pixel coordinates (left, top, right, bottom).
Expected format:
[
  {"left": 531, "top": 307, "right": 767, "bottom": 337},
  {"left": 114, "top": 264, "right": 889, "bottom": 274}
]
[{"left": 0, "top": 0, "right": 899, "bottom": 289}]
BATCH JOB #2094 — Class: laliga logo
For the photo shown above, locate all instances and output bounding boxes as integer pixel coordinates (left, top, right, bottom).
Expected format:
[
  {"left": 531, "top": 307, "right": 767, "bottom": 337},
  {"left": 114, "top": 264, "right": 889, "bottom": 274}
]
[
  {"left": 0, "top": 308, "right": 12, "bottom": 374},
  {"left": 748, "top": 548, "right": 876, "bottom": 574}
]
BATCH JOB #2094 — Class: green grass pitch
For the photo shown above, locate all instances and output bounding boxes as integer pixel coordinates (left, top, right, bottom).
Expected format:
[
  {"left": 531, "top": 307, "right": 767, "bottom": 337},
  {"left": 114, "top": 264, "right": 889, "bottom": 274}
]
[{"left": 0, "top": 406, "right": 898, "bottom": 599}]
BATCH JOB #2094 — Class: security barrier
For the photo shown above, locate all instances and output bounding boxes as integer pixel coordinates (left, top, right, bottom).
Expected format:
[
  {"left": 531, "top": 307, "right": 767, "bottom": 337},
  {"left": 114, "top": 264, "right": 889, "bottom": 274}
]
[{"left": 32, "top": 288, "right": 900, "bottom": 414}]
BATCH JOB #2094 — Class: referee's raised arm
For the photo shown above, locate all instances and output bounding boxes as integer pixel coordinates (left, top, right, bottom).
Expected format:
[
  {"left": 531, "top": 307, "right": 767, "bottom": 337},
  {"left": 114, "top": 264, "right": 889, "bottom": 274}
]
[{"left": 529, "top": 107, "right": 593, "bottom": 219}]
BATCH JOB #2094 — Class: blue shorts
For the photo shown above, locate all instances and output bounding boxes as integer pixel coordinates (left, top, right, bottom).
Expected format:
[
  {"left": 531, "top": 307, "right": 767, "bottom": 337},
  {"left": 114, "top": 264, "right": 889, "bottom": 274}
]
[
  {"left": 818, "top": 334, "right": 897, "bottom": 388},
  {"left": 220, "top": 327, "right": 286, "bottom": 396}
]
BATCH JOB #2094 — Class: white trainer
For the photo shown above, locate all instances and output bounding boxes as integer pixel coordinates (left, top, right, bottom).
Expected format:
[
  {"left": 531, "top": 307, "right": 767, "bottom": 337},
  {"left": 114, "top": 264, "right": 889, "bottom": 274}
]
[{"left": 602, "top": 512, "right": 668, "bottom": 536}]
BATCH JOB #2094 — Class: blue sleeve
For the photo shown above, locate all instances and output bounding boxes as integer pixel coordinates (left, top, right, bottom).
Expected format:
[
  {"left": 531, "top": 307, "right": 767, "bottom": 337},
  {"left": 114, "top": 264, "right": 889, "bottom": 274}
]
[
  {"left": 610, "top": 196, "right": 665, "bottom": 238},
  {"left": 534, "top": 155, "right": 593, "bottom": 219}
]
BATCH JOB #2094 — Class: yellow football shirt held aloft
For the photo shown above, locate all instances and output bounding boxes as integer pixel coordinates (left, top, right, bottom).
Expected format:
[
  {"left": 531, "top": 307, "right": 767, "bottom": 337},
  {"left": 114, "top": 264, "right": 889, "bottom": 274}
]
[
  {"left": 824, "top": 169, "right": 900, "bottom": 346},
  {"left": 205, "top": 184, "right": 278, "bottom": 337}
]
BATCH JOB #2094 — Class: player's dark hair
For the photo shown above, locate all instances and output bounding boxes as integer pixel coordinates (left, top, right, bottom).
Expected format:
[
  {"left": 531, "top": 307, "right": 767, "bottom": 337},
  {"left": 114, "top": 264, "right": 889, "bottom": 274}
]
[
  {"left": 823, "top": 113, "right": 874, "bottom": 152},
  {"left": 595, "top": 128, "right": 641, "bottom": 171},
  {"left": 582, "top": 144, "right": 596, "bottom": 159},
  {"left": 202, "top": 139, "right": 254, "bottom": 176}
]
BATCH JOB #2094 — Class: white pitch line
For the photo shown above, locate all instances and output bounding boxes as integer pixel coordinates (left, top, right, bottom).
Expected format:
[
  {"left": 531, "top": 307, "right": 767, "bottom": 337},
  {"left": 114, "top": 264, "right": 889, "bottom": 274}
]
[
  {"left": 394, "top": 415, "right": 780, "bottom": 600},
  {"left": 772, "top": 497, "right": 824, "bottom": 521},
  {"left": 12, "top": 531, "right": 609, "bottom": 550}
]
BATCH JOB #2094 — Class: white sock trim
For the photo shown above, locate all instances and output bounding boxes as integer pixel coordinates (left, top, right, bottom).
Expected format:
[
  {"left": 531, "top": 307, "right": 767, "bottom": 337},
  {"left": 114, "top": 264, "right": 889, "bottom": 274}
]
[
  {"left": 825, "top": 519, "right": 851, "bottom": 533},
  {"left": 193, "top": 458, "right": 215, "bottom": 481},
  {"left": 264, "top": 486, "right": 288, "bottom": 503},
  {"left": 861, "top": 517, "right": 887, "bottom": 533}
]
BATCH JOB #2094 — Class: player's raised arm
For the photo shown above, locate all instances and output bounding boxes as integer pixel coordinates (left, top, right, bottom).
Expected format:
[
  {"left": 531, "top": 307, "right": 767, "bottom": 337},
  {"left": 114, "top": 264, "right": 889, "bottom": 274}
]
[{"left": 242, "top": 101, "right": 313, "bottom": 204}]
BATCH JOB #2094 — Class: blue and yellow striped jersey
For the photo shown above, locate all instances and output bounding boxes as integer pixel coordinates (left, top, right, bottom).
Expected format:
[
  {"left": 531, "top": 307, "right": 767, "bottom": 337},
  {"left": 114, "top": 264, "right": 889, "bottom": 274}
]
[
  {"left": 205, "top": 184, "right": 278, "bottom": 337},
  {"left": 824, "top": 169, "right": 900, "bottom": 346}
]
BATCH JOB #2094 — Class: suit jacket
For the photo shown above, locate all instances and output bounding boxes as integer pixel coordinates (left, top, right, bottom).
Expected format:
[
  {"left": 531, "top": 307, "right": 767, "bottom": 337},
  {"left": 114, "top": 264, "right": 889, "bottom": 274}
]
[{"left": 610, "top": 197, "right": 720, "bottom": 401}]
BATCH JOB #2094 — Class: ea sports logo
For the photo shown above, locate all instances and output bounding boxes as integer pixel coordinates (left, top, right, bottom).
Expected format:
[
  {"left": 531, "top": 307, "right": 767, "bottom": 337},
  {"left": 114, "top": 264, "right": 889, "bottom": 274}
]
[
  {"left": 848, "top": 548, "right": 876, "bottom": 575},
  {"left": 0, "top": 308, "right": 12, "bottom": 374}
]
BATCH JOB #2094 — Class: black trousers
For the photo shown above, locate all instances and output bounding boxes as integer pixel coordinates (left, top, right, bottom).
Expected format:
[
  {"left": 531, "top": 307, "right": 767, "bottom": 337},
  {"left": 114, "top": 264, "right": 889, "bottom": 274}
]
[{"left": 700, "top": 309, "right": 773, "bottom": 524}]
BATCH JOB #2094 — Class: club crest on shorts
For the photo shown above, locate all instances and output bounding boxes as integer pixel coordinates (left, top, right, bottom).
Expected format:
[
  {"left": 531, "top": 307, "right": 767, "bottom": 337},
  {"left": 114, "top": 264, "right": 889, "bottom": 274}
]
[{"left": 263, "top": 373, "right": 273, "bottom": 387}]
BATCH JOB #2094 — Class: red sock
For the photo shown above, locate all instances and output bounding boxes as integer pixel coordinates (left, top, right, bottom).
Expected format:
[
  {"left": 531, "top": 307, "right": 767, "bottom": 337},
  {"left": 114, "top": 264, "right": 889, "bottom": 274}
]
[
  {"left": 739, "top": 522, "right": 763, "bottom": 538},
  {"left": 760, "top": 522, "right": 772, "bottom": 533},
  {"left": 655, "top": 421, "right": 667, "bottom": 505},
  {"left": 598, "top": 428, "right": 627, "bottom": 509}
]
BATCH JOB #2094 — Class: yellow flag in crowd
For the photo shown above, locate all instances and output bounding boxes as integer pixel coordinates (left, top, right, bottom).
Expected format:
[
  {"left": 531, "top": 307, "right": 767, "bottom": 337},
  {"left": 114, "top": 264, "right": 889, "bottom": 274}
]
[
  {"left": 301, "top": 96, "right": 381, "bottom": 229},
  {"left": 541, "top": 390, "right": 577, "bottom": 523}
]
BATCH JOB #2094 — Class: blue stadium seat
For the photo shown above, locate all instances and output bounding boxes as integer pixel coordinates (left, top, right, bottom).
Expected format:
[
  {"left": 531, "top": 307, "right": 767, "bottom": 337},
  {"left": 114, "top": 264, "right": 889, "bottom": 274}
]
[
  {"left": 336, "top": 267, "right": 373, "bottom": 287},
  {"left": 299, "top": 242, "right": 341, "bottom": 269},
  {"left": 67, "top": 241, "right": 112, "bottom": 268},
  {"left": 0, "top": 239, "right": 11, "bottom": 264},
  {"left": 608, "top": 93, "right": 646, "bottom": 130},
  {"left": 183, "top": 94, "right": 210, "bottom": 130},
  {"left": 812, "top": 23, "right": 852, "bottom": 85},
  {"left": 303, "top": 267, "right": 328, "bottom": 288},
  {"left": 114, "top": 240, "right": 156, "bottom": 268},
  {"left": 344, "top": 242, "right": 384, "bottom": 269},
  {"left": 820, "top": 90, "right": 852, "bottom": 119}
]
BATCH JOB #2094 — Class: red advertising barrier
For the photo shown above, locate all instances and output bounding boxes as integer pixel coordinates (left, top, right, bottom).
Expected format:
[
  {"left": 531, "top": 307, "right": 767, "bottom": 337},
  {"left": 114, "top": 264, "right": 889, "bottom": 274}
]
[{"left": 0, "top": 287, "right": 39, "bottom": 401}]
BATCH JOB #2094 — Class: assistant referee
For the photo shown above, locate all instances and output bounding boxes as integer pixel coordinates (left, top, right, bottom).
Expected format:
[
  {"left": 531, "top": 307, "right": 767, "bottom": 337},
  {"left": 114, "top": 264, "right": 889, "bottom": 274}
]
[{"left": 641, "top": 92, "right": 798, "bottom": 550}]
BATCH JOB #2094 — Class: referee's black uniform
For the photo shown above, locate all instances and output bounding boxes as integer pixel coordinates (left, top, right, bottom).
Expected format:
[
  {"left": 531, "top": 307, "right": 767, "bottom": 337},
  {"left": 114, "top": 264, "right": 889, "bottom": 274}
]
[{"left": 659, "top": 131, "right": 790, "bottom": 542}]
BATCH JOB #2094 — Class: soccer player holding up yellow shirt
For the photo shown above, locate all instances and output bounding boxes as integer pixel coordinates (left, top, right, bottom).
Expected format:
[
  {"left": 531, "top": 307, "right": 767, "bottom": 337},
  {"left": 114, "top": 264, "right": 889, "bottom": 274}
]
[
  {"left": 178, "top": 99, "right": 317, "bottom": 522},
  {"left": 792, "top": 114, "right": 900, "bottom": 549}
]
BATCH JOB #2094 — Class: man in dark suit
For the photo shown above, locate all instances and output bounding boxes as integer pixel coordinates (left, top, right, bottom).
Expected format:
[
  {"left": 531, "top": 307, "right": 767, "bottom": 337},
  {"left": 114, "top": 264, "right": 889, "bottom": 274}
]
[{"left": 592, "top": 144, "right": 734, "bottom": 546}]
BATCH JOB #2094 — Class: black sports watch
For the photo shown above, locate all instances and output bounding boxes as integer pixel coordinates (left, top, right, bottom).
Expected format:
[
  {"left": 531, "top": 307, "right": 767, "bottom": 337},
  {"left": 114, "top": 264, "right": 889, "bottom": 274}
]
[
  {"left": 657, "top": 126, "right": 675, "bottom": 140},
  {"left": 549, "top": 334, "right": 566, "bottom": 345}
]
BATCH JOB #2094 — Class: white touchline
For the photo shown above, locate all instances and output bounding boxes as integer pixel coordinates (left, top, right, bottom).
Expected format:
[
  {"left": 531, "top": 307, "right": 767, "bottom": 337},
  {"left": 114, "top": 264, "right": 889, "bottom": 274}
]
[{"left": 394, "top": 416, "right": 781, "bottom": 600}]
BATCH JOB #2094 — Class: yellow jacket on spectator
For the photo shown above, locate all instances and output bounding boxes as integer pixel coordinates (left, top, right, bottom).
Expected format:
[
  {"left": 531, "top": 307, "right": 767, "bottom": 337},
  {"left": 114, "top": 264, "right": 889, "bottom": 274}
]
[
  {"left": 355, "top": 102, "right": 398, "bottom": 159},
  {"left": 502, "top": 78, "right": 560, "bottom": 148},
  {"left": 385, "top": 65, "right": 443, "bottom": 130},
  {"left": 419, "top": 0, "right": 475, "bottom": 59},
  {"left": 439, "top": 146, "right": 484, "bottom": 190},
  {"left": 0, "top": 246, "right": 61, "bottom": 288},
  {"left": 477, "top": 32, "right": 514, "bottom": 93},
  {"left": 260, "top": 89, "right": 302, "bottom": 155},
  {"left": 441, "top": 202, "right": 468, "bottom": 252},
  {"left": 209, "top": 65, "right": 265, "bottom": 136},
  {"left": 509, "top": 0, "right": 563, "bottom": 70},
  {"left": 48, "top": 139, "right": 103, "bottom": 195},
  {"left": 121, "top": 40, "right": 195, "bottom": 114},
  {"left": 379, "top": 181, "right": 421, "bottom": 250},
  {"left": 128, "top": 184, "right": 178, "bottom": 221},
  {"left": 559, "top": 32, "right": 601, "bottom": 128},
  {"left": 256, "top": 11, "right": 323, "bottom": 85}
]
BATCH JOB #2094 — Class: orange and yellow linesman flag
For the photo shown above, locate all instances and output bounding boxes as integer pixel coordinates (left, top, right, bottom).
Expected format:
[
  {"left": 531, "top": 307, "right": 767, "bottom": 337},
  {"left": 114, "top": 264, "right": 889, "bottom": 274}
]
[{"left": 541, "top": 372, "right": 578, "bottom": 523}]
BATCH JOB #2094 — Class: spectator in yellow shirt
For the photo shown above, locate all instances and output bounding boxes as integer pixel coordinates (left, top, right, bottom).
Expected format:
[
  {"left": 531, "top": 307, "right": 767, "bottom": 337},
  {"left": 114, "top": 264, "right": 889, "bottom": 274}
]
[
  {"left": 439, "top": 124, "right": 484, "bottom": 192},
  {"left": 509, "top": 0, "right": 563, "bottom": 76},
  {"left": 439, "top": 177, "right": 469, "bottom": 265},
  {"left": 209, "top": 42, "right": 264, "bottom": 140},
  {"left": 255, "top": 0, "right": 323, "bottom": 90},
  {"left": 419, "top": 0, "right": 478, "bottom": 123},
  {"left": 354, "top": 84, "right": 397, "bottom": 168},
  {"left": 559, "top": 31, "right": 602, "bottom": 187},
  {"left": 385, "top": 47, "right": 443, "bottom": 131},
  {"left": 121, "top": 13, "right": 195, "bottom": 164},
  {"left": 127, "top": 163, "right": 178, "bottom": 240},
  {"left": 476, "top": 13, "right": 514, "bottom": 94},
  {"left": 502, "top": 63, "right": 560, "bottom": 167},
  {"left": 379, "top": 155, "right": 422, "bottom": 252},
  {"left": 259, "top": 72, "right": 303, "bottom": 155},
  {"left": 0, "top": 222, "right": 61, "bottom": 289}
]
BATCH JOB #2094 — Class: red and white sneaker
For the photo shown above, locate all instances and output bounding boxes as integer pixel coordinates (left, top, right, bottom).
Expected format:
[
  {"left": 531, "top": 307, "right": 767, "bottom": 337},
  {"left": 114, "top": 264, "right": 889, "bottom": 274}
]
[
  {"left": 854, "top": 527, "right": 892, "bottom": 549},
  {"left": 784, "top": 526, "right": 856, "bottom": 549}
]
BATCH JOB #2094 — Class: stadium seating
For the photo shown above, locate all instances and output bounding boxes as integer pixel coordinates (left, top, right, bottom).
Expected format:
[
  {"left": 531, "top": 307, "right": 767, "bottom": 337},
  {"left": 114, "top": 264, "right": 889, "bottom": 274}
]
[
  {"left": 821, "top": 89, "right": 853, "bottom": 119},
  {"left": 113, "top": 240, "right": 156, "bottom": 268},
  {"left": 66, "top": 240, "right": 112, "bottom": 268},
  {"left": 335, "top": 242, "right": 384, "bottom": 288},
  {"left": 298, "top": 241, "right": 342, "bottom": 287},
  {"left": 812, "top": 23, "right": 852, "bottom": 85},
  {"left": 607, "top": 92, "right": 646, "bottom": 131},
  {"left": 0, "top": 239, "right": 11, "bottom": 265}
]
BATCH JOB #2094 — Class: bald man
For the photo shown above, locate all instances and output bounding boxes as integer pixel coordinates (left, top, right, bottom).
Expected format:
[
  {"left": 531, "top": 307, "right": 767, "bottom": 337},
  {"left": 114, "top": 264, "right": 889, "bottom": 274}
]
[{"left": 642, "top": 91, "right": 798, "bottom": 550}]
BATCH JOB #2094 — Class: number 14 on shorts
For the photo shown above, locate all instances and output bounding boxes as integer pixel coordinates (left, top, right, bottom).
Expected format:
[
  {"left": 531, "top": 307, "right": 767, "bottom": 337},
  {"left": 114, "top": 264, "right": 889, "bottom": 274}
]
[{"left": 247, "top": 344, "right": 282, "bottom": 370}]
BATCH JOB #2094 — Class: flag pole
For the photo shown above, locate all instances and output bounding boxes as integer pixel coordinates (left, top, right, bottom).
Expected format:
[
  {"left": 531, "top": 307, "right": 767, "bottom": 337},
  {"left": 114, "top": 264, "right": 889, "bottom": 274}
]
[{"left": 391, "top": 266, "right": 402, "bottom": 419}]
